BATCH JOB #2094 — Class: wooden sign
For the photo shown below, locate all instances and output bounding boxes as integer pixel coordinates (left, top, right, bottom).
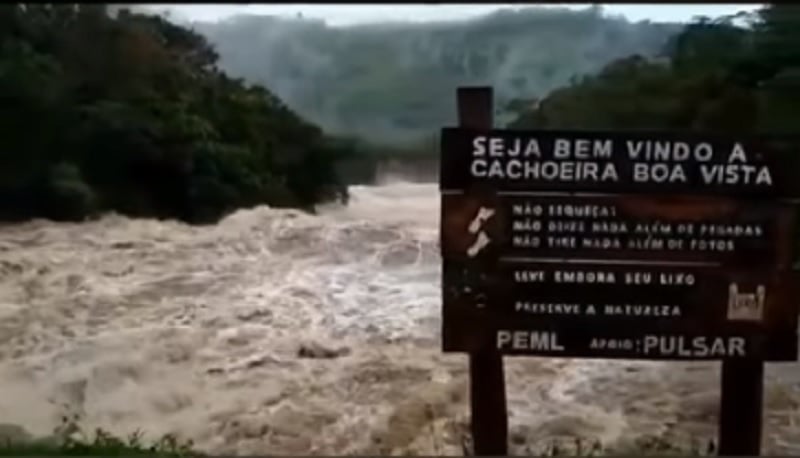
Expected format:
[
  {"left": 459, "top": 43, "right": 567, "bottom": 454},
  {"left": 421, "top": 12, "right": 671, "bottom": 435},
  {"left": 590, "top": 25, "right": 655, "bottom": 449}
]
[
  {"left": 440, "top": 128, "right": 800, "bottom": 362},
  {"left": 441, "top": 193, "right": 798, "bottom": 269},
  {"left": 442, "top": 86, "right": 798, "bottom": 457},
  {"left": 443, "top": 259, "right": 799, "bottom": 360},
  {"left": 440, "top": 127, "right": 800, "bottom": 197}
]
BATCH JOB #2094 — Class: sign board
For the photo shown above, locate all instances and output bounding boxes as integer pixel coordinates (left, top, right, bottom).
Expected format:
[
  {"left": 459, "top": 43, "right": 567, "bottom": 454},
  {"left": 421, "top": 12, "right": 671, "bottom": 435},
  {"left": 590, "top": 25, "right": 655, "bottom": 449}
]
[
  {"left": 440, "top": 128, "right": 800, "bottom": 197},
  {"left": 441, "top": 193, "right": 797, "bottom": 268},
  {"left": 440, "top": 127, "right": 800, "bottom": 361}
]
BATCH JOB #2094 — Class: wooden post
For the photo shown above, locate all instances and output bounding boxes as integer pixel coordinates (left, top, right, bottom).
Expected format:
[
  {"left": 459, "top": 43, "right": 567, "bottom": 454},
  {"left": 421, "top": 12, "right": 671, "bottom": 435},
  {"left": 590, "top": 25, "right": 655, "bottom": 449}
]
[
  {"left": 457, "top": 86, "right": 509, "bottom": 456},
  {"left": 718, "top": 360, "right": 764, "bottom": 455}
]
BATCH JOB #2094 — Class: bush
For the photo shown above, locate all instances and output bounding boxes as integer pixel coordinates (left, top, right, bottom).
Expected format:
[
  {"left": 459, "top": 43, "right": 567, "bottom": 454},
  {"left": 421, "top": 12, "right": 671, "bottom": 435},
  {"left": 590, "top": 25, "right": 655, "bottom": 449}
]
[
  {"left": 0, "top": 4, "right": 352, "bottom": 224},
  {"left": 0, "top": 417, "right": 199, "bottom": 457},
  {"left": 43, "top": 163, "right": 98, "bottom": 221}
]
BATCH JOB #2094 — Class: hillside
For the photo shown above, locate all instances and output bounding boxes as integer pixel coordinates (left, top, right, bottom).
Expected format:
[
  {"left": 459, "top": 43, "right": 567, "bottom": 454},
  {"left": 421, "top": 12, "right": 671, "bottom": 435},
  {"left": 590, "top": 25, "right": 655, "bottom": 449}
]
[
  {"left": 193, "top": 7, "right": 681, "bottom": 145},
  {"left": 0, "top": 4, "right": 352, "bottom": 224},
  {"left": 508, "top": 5, "right": 800, "bottom": 136}
]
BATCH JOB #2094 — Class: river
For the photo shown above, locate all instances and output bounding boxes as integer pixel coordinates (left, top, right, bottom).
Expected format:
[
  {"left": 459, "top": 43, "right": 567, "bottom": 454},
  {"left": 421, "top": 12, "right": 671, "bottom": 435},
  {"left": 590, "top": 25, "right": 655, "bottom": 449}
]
[{"left": 0, "top": 182, "right": 798, "bottom": 454}]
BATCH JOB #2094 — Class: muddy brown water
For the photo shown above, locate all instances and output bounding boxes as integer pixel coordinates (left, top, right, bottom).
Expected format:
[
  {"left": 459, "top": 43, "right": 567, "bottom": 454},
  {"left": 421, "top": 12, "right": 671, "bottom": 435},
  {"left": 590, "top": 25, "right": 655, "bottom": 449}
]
[{"left": 0, "top": 182, "right": 799, "bottom": 455}]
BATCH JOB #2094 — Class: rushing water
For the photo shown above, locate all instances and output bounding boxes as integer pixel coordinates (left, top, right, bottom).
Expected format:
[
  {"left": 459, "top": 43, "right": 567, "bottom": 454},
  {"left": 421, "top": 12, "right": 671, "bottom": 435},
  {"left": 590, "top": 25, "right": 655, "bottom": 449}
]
[{"left": 0, "top": 182, "right": 799, "bottom": 455}]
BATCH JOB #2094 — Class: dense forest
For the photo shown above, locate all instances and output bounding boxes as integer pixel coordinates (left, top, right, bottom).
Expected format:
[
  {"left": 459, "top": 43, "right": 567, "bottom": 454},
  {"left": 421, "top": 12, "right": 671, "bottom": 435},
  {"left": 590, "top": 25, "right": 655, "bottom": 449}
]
[
  {"left": 1, "top": 4, "right": 796, "bottom": 224},
  {"left": 0, "top": 4, "right": 353, "bottom": 224},
  {"left": 508, "top": 5, "right": 800, "bottom": 136},
  {"left": 194, "top": 7, "right": 680, "bottom": 144}
]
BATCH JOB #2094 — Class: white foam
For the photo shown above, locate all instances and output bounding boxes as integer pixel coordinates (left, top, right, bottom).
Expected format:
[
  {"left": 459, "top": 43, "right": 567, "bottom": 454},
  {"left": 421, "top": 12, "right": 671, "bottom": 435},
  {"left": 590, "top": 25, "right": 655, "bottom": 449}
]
[{"left": 0, "top": 182, "right": 798, "bottom": 454}]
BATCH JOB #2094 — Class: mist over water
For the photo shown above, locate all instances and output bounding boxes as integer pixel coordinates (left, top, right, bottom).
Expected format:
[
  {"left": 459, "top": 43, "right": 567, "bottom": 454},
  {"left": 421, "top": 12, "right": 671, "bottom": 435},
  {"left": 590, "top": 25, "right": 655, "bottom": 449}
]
[{"left": 1, "top": 182, "right": 800, "bottom": 454}]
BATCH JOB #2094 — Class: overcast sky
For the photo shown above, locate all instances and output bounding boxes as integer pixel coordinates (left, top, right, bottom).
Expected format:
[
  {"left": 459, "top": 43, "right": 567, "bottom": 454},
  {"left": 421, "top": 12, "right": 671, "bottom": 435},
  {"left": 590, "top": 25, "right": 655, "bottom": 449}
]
[{"left": 146, "top": 3, "right": 761, "bottom": 26}]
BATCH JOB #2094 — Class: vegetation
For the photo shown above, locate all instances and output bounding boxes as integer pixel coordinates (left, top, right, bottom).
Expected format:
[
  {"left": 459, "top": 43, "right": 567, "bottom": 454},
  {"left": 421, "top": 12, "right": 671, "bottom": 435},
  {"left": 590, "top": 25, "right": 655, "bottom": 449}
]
[
  {"left": 0, "top": 4, "right": 353, "bottom": 224},
  {"left": 508, "top": 5, "right": 800, "bottom": 137},
  {"left": 193, "top": 6, "right": 681, "bottom": 144},
  {"left": 0, "top": 417, "right": 199, "bottom": 457},
  {"left": 530, "top": 436, "right": 717, "bottom": 456},
  {"left": 2, "top": 4, "right": 795, "bottom": 221}
]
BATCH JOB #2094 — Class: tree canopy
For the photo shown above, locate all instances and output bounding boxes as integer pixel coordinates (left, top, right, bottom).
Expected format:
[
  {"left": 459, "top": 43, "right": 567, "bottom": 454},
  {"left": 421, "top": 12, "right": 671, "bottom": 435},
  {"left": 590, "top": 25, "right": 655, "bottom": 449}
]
[
  {"left": 3, "top": 4, "right": 795, "bottom": 224},
  {"left": 0, "top": 4, "right": 352, "bottom": 224},
  {"left": 508, "top": 5, "right": 800, "bottom": 136}
]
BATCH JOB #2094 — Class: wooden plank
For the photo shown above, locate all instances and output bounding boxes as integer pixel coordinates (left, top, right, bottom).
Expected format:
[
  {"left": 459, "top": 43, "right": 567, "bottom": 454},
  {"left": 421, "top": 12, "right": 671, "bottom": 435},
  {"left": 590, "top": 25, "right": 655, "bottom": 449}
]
[
  {"left": 455, "top": 86, "right": 508, "bottom": 456},
  {"left": 719, "top": 360, "right": 764, "bottom": 455}
]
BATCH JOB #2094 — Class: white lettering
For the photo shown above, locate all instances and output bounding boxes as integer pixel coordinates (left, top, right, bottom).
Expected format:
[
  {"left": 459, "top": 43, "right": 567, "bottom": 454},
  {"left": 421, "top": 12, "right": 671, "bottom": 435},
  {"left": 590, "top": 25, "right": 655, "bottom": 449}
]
[
  {"left": 633, "top": 163, "right": 687, "bottom": 183},
  {"left": 625, "top": 272, "right": 651, "bottom": 285},
  {"left": 554, "top": 139, "right": 571, "bottom": 159},
  {"left": 641, "top": 335, "right": 747, "bottom": 357},
  {"left": 548, "top": 205, "right": 617, "bottom": 218},
  {"left": 489, "top": 138, "right": 505, "bottom": 157},
  {"left": 524, "top": 140, "right": 542, "bottom": 157},
  {"left": 591, "top": 221, "right": 628, "bottom": 234},
  {"left": 728, "top": 143, "right": 748, "bottom": 163},
  {"left": 554, "top": 271, "right": 616, "bottom": 284},
  {"left": 472, "top": 137, "right": 543, "bottom": 158},
  {"left": 471, "top": 159, "right": 487, "bottom": 177},
  {"left": 553, "top": 138, "right": 613, "bottom": 159},
  {"left": 515, "top": 302, "right": 582, "bottom": 314},
  {"left": 513, "top": 271, "right": 545, "bottom": 283},
  {"left": 468, "top": 159, "right": 619, "bottom": 182},
  {"left": 497, "top": 330, "right": 511, "bottom": 348},
  {"left": 496, "top": 331, "right": 565, "bottom": 351},
  {"left": 626, "top": 141, "right": 714, "bottom": 162},
  {"left": 473, "top": 136, "right": 487, "bottom": 156},
  {"left": 700, "top": 164, "right": 773, "bottom": 186},
  {"left": 603, "top": 304, "right": 681, "bottom": 317}
]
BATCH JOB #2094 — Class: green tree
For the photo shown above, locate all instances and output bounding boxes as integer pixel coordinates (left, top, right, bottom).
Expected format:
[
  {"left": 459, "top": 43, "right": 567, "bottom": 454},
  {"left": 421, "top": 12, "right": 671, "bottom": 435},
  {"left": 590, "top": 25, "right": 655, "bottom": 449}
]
[
  {"left": 0, "top": 4, "right": 353, "bottom": 223},
  {"left": 508, "top": 4, "right": 799, "bottom": 137}
]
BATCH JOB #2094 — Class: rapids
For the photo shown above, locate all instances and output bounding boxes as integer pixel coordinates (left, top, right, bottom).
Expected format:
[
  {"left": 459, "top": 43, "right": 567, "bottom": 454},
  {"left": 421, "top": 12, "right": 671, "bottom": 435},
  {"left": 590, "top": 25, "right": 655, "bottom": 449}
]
[{"left": 0, "top": 182, "right": 799, "bottom": 454}]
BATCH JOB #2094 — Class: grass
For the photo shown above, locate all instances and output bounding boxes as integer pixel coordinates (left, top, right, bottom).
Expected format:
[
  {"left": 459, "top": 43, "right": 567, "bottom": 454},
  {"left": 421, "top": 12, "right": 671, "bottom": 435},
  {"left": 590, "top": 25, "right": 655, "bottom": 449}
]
[
  {"left": 0, "top": 416, "right": 200, "bottom": 457},
  {"left": 1, "top": 415, "right": 719, "bottom": 457},
  {"left": 517, "top": 435, "right": 717, "bottom": 456}
]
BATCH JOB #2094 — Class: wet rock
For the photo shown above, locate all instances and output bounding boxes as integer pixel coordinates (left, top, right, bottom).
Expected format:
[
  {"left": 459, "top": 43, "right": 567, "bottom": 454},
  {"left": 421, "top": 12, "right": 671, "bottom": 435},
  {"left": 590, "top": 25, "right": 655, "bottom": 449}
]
[
  {"left": 297, "top": 342, "right": 350, "bottom": 359},
  {"left": 510, "top": 429, "right": 528, "bottom": 445},
  {"left": 102, "top": 266, "right": 134, "bottom": 277},
  {"left": 110, "top": 241, "right": 137, "bottom": 249},
  {"left": 245, "top": 355, "right": 278, "bottom": 369},
  {"left": 236, "top": 308, "right": 272, "bottom": 322}
]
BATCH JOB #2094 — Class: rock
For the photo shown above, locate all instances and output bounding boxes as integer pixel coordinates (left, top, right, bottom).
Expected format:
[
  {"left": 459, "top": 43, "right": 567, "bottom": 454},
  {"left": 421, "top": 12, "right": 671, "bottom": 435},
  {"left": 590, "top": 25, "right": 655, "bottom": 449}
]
[
  {"left": 297, "top": 342, "right": 350, "bottom": 359},
  {"left": 510, "top": 429, "right": 528, "bottom": 445},
  {"left": 110, "top": 241, "right": 137, "bottom": 249},
  {"left": 245, "top": 355, "right": 277, "bottom": 369},
  {"left": 236, "top": 308, "right": 272, "bottom": 322}
]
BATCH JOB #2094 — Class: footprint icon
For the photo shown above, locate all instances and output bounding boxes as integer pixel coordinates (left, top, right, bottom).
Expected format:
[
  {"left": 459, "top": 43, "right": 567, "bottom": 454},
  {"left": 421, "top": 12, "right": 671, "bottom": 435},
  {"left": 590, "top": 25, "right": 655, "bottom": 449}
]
[
  {"left": 467, "top": 231, "right": 491, "bottom": 257},
  {"left": 468, "top": 207, "right": 496, "bottom": 234}
]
